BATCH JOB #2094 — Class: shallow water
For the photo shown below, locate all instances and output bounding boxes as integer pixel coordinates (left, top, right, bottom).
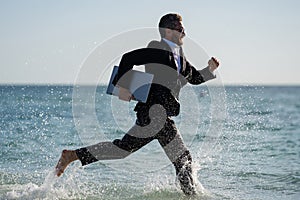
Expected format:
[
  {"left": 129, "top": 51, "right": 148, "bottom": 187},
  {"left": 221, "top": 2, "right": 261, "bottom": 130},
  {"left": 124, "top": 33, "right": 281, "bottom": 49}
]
[{"left": 0, "top": 85, "right": 299, "bottom": 199}]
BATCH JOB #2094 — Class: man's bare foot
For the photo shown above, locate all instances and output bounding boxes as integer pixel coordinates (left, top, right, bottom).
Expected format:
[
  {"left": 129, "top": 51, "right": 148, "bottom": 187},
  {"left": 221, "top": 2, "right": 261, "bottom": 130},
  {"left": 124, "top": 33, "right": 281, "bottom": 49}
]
[{"left": 55, "top": 149, "right": 78, "bottom": 177}]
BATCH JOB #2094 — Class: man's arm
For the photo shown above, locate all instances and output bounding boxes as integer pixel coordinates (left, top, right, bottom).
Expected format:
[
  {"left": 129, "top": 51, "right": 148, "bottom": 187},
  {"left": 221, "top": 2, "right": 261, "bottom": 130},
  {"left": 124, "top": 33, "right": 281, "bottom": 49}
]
[
  {"left": 184, "top": 57, "right": 220, "bottom": 85},
  {"left": 112, "top": 47, "right": 167, "bottom": 88},
  {"left": 118, "top": 86, "right": 133, "bottom": 102},
  {"left": 113, "top": 47, "right": 170, "bottom": 101}
]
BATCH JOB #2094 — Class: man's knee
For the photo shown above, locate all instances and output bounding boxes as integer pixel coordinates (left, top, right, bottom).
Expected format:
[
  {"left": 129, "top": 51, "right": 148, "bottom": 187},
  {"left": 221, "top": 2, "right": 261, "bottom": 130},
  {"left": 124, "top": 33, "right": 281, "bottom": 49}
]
[
  {"left": 112, "top": 139, "right": 134, "bottom": 154},
  {"left": 112, "top": 136, "right": 150, "bottom": 154}
]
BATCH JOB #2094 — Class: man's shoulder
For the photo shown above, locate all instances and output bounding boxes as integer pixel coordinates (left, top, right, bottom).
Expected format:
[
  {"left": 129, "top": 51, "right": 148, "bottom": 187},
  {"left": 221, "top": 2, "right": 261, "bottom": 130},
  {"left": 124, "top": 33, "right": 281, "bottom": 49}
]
[{"left": 147, "top": 40, "right": 168, "bottom": 49}]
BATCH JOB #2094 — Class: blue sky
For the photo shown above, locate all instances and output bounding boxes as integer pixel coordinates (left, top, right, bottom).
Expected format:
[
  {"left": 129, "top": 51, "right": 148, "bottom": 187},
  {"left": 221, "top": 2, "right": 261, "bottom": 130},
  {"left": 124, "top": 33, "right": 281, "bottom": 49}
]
[{"left": 1, "top": 0, "right": 299, "bottom": 85}]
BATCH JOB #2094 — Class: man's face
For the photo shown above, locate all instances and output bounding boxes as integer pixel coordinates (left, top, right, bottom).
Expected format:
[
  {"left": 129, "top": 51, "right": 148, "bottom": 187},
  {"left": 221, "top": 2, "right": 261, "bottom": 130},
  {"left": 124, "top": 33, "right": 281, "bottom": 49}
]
[{"left": 169, "top": 21, "right": 186, "bottom": 46}]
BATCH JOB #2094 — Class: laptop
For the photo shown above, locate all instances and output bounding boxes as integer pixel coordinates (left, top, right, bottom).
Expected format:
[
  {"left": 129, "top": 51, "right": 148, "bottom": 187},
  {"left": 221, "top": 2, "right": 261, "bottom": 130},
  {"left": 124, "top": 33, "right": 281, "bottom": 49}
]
[{"left": 106, "top": 66, "right": 153, "bottom": 103}]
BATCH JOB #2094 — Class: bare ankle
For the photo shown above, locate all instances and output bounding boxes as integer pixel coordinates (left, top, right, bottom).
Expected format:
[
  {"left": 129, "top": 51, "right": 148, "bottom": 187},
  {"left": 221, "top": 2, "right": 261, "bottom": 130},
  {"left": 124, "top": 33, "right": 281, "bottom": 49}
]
[
  {"left": 62, "top": 150, "right": 78, "bottom": 162},
  {"left": 70, "top": 150, "right": 78, "bottom": 162},
  {"left": 56, "top": 150, "right": 79, "bottom": 177}
]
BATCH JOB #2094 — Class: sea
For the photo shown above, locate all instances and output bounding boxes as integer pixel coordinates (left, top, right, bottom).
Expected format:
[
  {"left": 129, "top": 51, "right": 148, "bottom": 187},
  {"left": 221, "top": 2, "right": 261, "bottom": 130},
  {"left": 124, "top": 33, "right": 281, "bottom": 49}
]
[{"left": 0, "top": 84, "right": 299, "bottom": 200}]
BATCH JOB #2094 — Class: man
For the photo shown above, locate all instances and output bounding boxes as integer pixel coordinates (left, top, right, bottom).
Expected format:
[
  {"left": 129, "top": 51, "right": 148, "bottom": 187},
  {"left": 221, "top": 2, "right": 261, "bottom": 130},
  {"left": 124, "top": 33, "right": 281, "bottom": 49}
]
[{"left": 55, "top": 13, "right": 219, "bottom": 195}]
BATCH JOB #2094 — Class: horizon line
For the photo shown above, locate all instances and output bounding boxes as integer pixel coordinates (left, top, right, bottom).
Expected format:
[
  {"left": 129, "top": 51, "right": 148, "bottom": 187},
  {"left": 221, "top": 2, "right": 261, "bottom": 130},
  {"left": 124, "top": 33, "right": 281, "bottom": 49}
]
[{"left": 0, "top": 83, "right": 299, "bottom": 87}]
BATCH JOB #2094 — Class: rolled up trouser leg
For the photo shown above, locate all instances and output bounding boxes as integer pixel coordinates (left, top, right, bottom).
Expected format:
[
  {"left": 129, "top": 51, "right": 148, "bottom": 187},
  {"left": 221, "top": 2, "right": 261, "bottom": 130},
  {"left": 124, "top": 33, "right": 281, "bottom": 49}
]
[
  {"left": 75, "top": 141, "right": 132, "bottom": 166},
  {"left": 157, "top": 119, "right": 196, "bottom": 195},
  {"left": 75, "top": 123, "right": 155, "bottom": 166},
  {"left": 173, "top": 150, "right": 196, "bottom": 195}
]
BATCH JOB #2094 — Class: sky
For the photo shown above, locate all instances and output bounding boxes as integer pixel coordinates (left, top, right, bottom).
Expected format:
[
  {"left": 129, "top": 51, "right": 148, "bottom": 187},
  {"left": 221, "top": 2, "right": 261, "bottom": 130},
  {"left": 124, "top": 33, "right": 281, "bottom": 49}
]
[{"left": 0, "top": 0, "right": 300, "bottom": 85}]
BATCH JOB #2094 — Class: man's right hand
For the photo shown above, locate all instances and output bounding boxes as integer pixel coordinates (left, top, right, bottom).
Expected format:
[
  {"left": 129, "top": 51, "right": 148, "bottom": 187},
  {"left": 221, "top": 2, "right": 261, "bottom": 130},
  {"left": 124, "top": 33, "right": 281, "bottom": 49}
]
[{"left": 118, "top": 86, "right": 133, "bottom": 102}]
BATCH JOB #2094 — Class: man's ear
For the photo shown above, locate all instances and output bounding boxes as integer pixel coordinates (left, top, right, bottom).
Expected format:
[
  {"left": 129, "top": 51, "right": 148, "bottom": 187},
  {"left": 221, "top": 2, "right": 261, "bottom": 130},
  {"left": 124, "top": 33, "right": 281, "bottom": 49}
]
[{"left": 165, "top": 28, "right": 173, "bottom": 39}]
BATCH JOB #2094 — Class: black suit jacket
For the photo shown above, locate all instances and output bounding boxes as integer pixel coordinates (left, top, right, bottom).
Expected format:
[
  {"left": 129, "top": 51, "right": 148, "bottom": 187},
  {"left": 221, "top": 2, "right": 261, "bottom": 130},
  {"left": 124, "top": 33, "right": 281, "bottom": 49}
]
[{"left": 113, "top": 39, "right": 215, "bottom": 118}]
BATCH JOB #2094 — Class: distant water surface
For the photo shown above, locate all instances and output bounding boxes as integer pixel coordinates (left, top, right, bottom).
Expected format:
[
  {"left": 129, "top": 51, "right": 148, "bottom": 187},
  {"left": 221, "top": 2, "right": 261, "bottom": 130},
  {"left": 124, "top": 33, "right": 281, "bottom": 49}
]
[{"left": 0, "top": 85, "right": 299, "bottom": 200}]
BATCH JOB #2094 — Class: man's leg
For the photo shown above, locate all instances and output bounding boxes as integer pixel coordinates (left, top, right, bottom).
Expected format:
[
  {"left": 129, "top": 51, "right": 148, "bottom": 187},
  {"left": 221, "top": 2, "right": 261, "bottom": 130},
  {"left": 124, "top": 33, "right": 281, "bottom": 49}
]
[
  {"left": 157, "top": 118, "right": 196, "bottom": 195},
  {"left": 55, "top": 106, "right": 164, "bottom": 176},
  {"left": 55, "top": 124, "right": 154, "bottom": 176}
]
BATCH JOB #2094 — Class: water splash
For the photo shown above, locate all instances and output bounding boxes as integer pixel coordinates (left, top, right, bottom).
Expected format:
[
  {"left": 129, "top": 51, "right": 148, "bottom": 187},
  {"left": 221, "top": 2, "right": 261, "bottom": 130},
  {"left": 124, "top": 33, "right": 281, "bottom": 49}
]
[{"left": 5, "top": 170, "right": 61, "bottom": 200}]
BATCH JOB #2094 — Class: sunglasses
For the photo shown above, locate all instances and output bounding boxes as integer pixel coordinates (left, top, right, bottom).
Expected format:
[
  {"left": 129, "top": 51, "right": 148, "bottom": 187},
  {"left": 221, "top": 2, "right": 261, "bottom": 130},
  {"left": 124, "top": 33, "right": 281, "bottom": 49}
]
[
  {"left": 168, "top": 23, "right": 185, "bottom": 34},
  {"left": 175, "top": 27, "right": 185, "bottom": 34}
]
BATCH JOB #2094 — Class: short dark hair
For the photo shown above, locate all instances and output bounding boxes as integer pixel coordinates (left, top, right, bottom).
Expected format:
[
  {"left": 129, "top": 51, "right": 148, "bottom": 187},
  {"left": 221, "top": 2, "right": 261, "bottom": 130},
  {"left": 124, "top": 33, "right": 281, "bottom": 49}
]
[{"left": 158, "top": 13, "right": 182, "bottom": 37}]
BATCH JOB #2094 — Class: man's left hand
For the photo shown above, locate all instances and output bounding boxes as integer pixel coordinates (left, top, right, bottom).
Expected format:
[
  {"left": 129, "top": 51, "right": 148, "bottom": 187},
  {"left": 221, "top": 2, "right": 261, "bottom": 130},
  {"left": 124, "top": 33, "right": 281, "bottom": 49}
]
[{"left": 208, "top": 57, "right": 220, "bottom": 72}]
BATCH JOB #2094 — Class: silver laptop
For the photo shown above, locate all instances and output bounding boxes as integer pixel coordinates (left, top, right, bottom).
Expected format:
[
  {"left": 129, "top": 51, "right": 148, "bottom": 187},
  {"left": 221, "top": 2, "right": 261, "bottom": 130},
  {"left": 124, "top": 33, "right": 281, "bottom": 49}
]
[{"left": 106, "top": 66, "right": 153, "bottom": 103}]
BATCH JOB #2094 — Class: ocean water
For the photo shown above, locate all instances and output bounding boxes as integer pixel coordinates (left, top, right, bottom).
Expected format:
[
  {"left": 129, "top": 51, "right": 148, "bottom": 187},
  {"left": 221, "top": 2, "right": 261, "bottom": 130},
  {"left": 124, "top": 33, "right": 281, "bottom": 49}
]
[{"left": 0, "top": 85, "right": 299, "bottom": 200}]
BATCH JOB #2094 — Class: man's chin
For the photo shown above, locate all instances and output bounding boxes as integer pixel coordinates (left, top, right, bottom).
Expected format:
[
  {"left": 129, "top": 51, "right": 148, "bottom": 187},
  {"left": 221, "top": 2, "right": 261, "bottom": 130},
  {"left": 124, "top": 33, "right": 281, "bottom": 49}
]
[{"left": 178, "top": 39, "right": 184, "bottom": 46}]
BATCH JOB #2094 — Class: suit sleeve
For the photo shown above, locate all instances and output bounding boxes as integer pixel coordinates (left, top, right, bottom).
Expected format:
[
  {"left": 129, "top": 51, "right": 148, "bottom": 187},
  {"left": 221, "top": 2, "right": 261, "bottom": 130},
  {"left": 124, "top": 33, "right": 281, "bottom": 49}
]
[
  {"left": 112, "top": 47, "right": 166, "bottom": 88},
  {"left": 184, "top": 60, "right": 216, "bottom": 85}
]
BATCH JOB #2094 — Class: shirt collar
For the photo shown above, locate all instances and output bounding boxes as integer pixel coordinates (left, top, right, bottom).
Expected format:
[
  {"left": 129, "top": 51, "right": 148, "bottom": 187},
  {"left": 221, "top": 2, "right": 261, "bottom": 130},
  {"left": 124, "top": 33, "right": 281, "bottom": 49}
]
[{"left": 162, "top": 38, "right": 180, "bottom": 53}]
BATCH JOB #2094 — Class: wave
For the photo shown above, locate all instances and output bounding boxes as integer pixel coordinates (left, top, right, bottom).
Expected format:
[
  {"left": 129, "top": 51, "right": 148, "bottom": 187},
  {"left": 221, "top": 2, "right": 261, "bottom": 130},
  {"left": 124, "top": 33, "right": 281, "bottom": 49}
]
[
  {"left": 235, "top": 171, "right": 300, "bottom": 194},
  {"left": 245, "top": 110, "right": 273, "bottom": 116},
  {"left": 1, "top": 167, "right": 219, "bottom": 200}
]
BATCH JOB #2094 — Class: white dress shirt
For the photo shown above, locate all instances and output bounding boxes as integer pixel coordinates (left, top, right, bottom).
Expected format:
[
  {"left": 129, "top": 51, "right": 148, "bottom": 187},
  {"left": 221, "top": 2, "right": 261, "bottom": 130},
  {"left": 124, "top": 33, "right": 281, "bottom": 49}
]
[
  {"left": 163, "top": 38, "right": 182, "bottom": 74},
  {"left": 163, "top": 38, "right": 215, "bottom": 76}
]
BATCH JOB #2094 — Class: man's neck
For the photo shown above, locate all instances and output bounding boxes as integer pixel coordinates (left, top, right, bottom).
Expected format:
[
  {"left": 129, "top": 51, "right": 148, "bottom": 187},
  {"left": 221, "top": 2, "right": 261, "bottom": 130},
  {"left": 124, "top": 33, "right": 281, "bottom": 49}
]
[{"left": 162, "top": 38, "right": 180, "bottom": 49}]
